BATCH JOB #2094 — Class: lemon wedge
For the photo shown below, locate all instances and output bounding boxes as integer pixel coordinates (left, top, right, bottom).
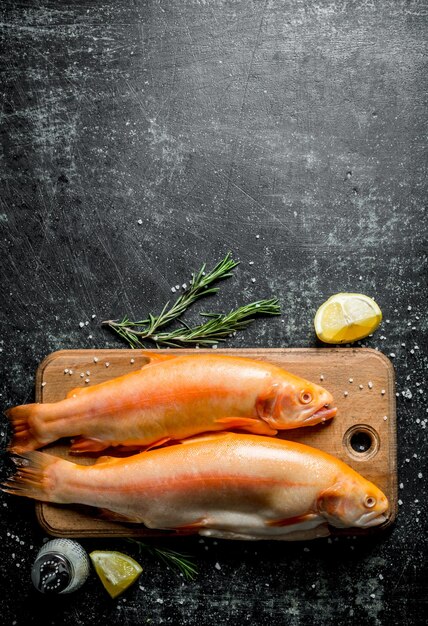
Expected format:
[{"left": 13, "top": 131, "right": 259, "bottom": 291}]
[
  {"left": 314, "top": 293, "right": 382, "bottom": 344},
  {"left": 89, "top": 551, "right": 143, "bottom": 599}
]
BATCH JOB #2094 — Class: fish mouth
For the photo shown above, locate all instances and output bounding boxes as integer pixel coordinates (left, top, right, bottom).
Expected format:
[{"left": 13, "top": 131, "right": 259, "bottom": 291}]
[
  {"left": 355, "top": 511, "right": 389, "bottom": 528},
  {"left": 303, "top": 405, "right": 337, "bottom": 425}
]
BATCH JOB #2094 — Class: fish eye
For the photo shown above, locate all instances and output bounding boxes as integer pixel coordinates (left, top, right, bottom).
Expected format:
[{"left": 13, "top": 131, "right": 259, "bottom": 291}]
[
  {"left": 365, "top": 496, "right": 376, "bottom": 508},
  {"left": 300, "top": 391, "right": 313, "bottom": 404}
]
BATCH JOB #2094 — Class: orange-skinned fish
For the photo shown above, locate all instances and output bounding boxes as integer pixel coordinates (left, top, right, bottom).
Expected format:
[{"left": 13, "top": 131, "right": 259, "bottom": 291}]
[
  {"left": 5, "top": 353, "right": 337, "bottom": 454},
  {"left": 1, "top": 433, "right": 389, "bottom": 540}
]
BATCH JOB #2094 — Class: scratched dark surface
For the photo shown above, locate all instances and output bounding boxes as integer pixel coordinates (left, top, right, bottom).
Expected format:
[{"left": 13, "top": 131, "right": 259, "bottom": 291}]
[{"left": 0, "top": 1, "right": 427, "bottom": 624}]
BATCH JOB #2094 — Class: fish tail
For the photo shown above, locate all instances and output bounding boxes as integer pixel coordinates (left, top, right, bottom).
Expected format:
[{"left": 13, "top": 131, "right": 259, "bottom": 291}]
[
  {"left": 1, "top": 451, "right": 61, "bottom": 501},
  {"left": 5, "top": 404, "right": 47, "bottom": 453}
]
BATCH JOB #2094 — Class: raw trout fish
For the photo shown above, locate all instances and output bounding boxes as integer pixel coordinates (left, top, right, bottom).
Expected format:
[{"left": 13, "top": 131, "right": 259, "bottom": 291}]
[
  {"left": 6, "top": 353, "right": 336, "bottom": 454},
  {"left": 1, "top": 433, "right": 389, "bottom": 541}
]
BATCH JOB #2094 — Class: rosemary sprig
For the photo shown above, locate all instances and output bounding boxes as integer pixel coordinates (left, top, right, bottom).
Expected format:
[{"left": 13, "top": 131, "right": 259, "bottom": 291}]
[
  {"left": 150, "top": 298, "right": 281, "bottom": 347},
  {"left": 103, "top": 253, "right": 281, "bottom": 348},
  {"left": 126, "top": 539, "right": 198, "bottom": 580},
  {"left": 103, "top": 252, "right": 239, "bottom": 347}
]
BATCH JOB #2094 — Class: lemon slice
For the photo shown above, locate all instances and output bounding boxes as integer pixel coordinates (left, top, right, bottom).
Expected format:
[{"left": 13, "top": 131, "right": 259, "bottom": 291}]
[
  {"left": 314, "top": 293, "right": 382, "bottom": 344},
  {"left": 89, "top": 551, "right": 143, "bottom": 599}
]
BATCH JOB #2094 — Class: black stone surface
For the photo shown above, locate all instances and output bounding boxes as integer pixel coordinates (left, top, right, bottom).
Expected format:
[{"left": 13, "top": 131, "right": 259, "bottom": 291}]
[{"left": 0, "top": 1, "right": 426, "bottom": 624}]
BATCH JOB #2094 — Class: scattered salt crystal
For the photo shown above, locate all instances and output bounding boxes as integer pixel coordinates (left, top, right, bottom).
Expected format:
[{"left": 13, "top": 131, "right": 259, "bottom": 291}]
[
  {"left": 85, "top": 378, "right": 90, "bottom": 384},
  {"left": 156, "top": 598, "right": 164, "bottom": 604},
  {"left": 212, "top": 344, "right": 218, "bottom": 349},
  {"left": 85, "top": 321, "right": 89, "bottom": 326},
  {"left": 69, "top": 370, "right": 73, "bottom": 375},
  {"left": 359, "top": 384, "right": 364, "bottom": 390},
  {"left": 379, "top": 574, "right": 384, "bottom": 580},
  {"left": 386, "top": 319, "right": 390, "bottom": 323},
  {"left": 105, "top": 362, "right": 110, "bottom": 367},
  {"left": 251, "top": 277, "right": 256, "bottom": 283},
  {"left": 64, "top": 368, "right": 69, "bottom": 374},
  {"left": 407, "top": 305, "right": 412, "bottom": 311},
  {"left": 86, "top": 370, "right": 90, "bottom": 375},
  {"left": 79, "top": 322, "right": 84, "bottom": 328},
  {"left": 389, "top": 353, "right": 395, "bottom": 358},
  {"left": 344, "top": 391, "right": 348, "bottom": 397},
  {"left": 401, "top": 343, "right": 406, "bottom": 347},
  {"left": 410, "top": 349, "right": 415, "bottom": 354},
  {"left": 418, "top": 473, "right": 423, "bottom": 478},
  {"left": 130, "top": 359, "right": 135, "bottom": 364},
  {"left": 399, "top": 483, "right": 404, "bottom": 489},
  {"left": 383, "top": 416, "right": 388, "bottom": 421},
  {"left": 311, "top": 584, "right": 316, "bottom": 589},
  {"left": 80, "top": 373, "right": 84, "bottom": 378},
  {"left": 405, "top": 458, "right": 410, "bottom": 463},
  {"left": 412, "top": 326, "right": 416, "bottom": 330},
  {"left": 137, "top": 219, "right": 142, "bottom": 225},
  {"left": 249, "top": 261, "right": 254, "bottom": 265},
  {"left": 418, "top": 388, "right": 423, "bottom": 394},
  {"left": 255, "top": 234, "right": 260, "bottom": 239},
  {"left": 414, "top": 345, "right": 419, "bottom": 350},
  {"left": 320, "top": 375, "right": 324, "bottom": 381},
  {"left": 349, "top": 378, "right": 353, "bottom": 383},
  {"left": 171, "top": 287, "right": 176, "bottom": 293},
  {"left": 182, "top": 283, "right": 187, "bottom": 289},
  {"left": 359, "top": 276, "right": 362, "bottom": 280},
  {"left": 91, "top": 314, "right": 96, "bottom": 319},
  {"left": 41, "top": 382, "right": 46, "bottom": 387},
  {"left": 214, "top": 562, "right": 221, "bottom": 570},
  {"left": 88, "top": 335, "right": 93, "bottom": 339},
  {"left": 370, "top": 594, "right": 375, "bottom": 599},
  {"left": 381, "top": 389, "right": 386, "bottom": 395},
  {"left": 368, "top": 381, "right": 373, "bottom": 389},
  {"left": 402, "top": 389, "right": 412, "bottom": 399},
  {"left": 398, "top": 499, "right": 403, "bottom": 505},
  {"left": 415, "top": 499, "right": 419, "bottom": 503},
  {"left": 93, "top": 357, "right": 99, "bottom": 363},
  {"left": 413, "top": 453, "right": 418, "bottom": 458}
]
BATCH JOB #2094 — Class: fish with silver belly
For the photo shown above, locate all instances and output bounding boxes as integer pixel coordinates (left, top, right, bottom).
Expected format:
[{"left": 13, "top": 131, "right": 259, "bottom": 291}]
[
  {"left": 5, "top": 353, "right": 337, "bottom": 455},
  {"left": 1, "top": 433, "right": 389, "bottom": 540}
]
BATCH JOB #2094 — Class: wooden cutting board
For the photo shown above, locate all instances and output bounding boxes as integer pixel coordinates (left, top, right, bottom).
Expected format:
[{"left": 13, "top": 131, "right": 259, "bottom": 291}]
[{"left": 32, "top": 348, "right": 397, "bottom": 538}]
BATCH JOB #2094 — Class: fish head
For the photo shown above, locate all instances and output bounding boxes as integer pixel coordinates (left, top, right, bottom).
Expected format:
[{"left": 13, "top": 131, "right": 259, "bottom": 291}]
[
  {"left": 317, "top": 477, "right": 389, "bottom": 529},
  {"left": 259, "top": 376, "right": 337, "bottom": 429}
]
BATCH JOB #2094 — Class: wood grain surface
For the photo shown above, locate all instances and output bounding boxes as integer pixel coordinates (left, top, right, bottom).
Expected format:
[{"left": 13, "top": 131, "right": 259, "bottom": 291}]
[{"left": 33, "top": 348, "right": 397, "bottom": 538}]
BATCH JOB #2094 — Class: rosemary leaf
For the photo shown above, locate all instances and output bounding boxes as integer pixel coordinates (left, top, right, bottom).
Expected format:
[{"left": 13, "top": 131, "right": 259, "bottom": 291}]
[{"left": 126, "top": 539, "right": 198, "bottom": 580}]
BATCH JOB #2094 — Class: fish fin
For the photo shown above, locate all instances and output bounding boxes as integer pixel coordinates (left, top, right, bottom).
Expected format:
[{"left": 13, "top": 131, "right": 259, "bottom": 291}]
[
  {"left": 97, "top": 508, "right": 143, "bottom": 524},
  {"left": 5, "top": 404, "right": 44, "bottom": 453},
  {"left": 69, "top": 437, "right": 111, "bottom": 455},
  {"left": 275, "top": 524, "right": 331, "bottom": 541},
  {"left": 255, "top": 384, "right": 280, "bottom": 420},
  {"left": 215, "top": 417, "right": 277, "bottom": 436},
  {"left": 93, "top": 455, "right": 117, "bottom": 465},
  {"left": 0, "top": 450, "right": 61, "bottom": 500},
  {"left": 266, "top": 513, "right": 319, "bottom": 527}
]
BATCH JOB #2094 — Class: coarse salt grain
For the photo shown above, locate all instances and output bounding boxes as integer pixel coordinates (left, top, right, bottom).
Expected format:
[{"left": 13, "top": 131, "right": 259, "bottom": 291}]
[
  {"left": 349, "top": 378, "right": 353, "bottom": 383},
  {"left": 368, "top": 381, "right": 373, "bottom": 389},
  {"left": 320, "top": 375, "right": 324, "bottom": 381},
  {"left": 171, "top": 287, "right": 176, "bottom": 293},
  {"left": 212, "top": 344, "right": 218, "bottom": 349},
  {"left": 255, "top": 234, "right": 260, "bottom": 239},
  {"left": 370, "top": 594, "right": 375, "bottom": 599},
  {"left": 80, "top": 373, "right": 84, "bottom": 378},
  {"left": 182, "top": 283, "right": 187, "bottom": 289},
  {"left": 85, "top": 378, "right": 90, "bottom": 384},
  {"left": 86, "top": 370, "right": 90, "bottom": 375},
  {"left": 105, "top": 362, "right": 110, "bottom": 367},
  {"left": 130, "top": 358, "right": 135, "bottom": 364},
  {"left": 249, "top": 261, "right": 254, "bottom": 265},
  {"left": 359, "top": 384, "right": 364, "bottom": 390},
  {"left": 41, "top": 382, "right": 46, "bottom": 387},
  {"left": 93, "top": 357, "right": 99, "bottom": 363},
  {"left": 383, "top": 416, "right": 388, "bottom": 421},
  {"left": 418, "top": 473, "right": 423, "bottom": 478},
  {"left": 381, "top": 389, "right": 386, "bottom": 395},
  {"left": 137, "top": 219, "right": 143, "bottom": 225},
  {"left": 398, "top": 500, "right": 403, "bottom": 505},
  {"left": 251, "top": 278, "right": 256, "bottom": 283},
  {"left": 79, "top": 322, "right": 84, "bottom": 328},
  {"left": 64, "top": 369, "right": 69, "bottom": 374},
  {"left": 91, "top": 314, "right": 96, "bottom": 319},
  {"left": 214, "top": 562, "right": 221, "bottom": 570},
  {"left": 344, "top": 391, "right": 348, "bottom": 397},
  {"left": 389, "top": 353, "right": 395, "bottom": 358},
  {"left": 69, "top": 370, "right": 73, "bottom": 375},
  {"left": 399, "top": 483, "right": 404, "bottom": 489}
]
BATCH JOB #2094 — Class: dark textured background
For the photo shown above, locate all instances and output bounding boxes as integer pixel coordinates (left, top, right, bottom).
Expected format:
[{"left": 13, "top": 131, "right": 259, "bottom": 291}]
[{"left": 0, "top": 1, "right": 427, "bottom": 624}]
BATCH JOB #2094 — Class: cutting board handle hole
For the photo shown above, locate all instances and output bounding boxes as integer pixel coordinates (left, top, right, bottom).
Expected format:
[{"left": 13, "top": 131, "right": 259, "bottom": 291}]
[{"left": 343, "top": 425, "right": 380, "bottom": 461}]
